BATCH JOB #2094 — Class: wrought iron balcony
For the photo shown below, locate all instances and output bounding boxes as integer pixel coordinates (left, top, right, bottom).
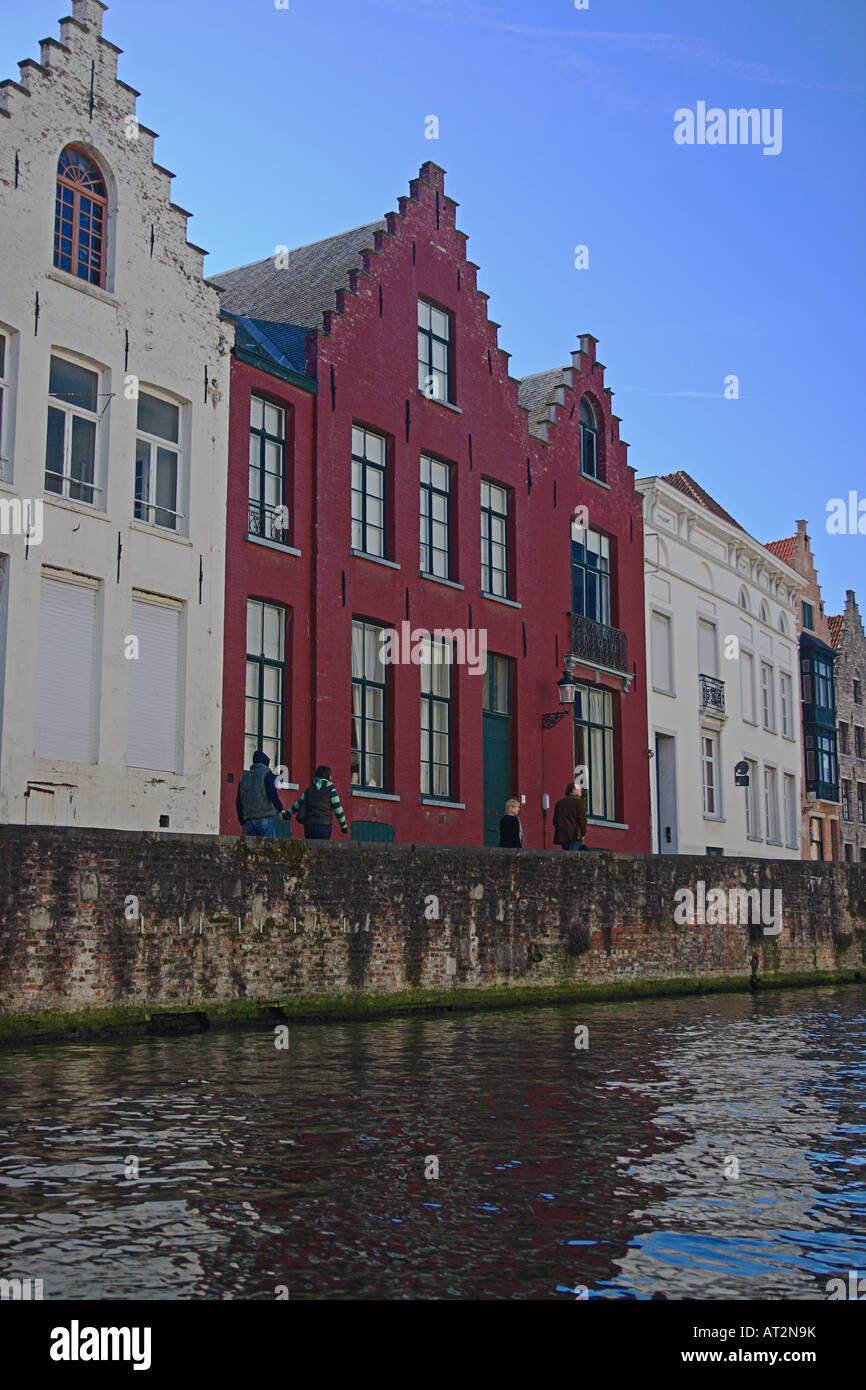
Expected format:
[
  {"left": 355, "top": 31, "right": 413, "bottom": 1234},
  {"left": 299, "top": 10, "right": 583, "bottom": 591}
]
[
  {"left": 248, "top": 502, "right": 288, "bottom": 543},
  {"left": 699, "top": 673, "right": 725, "bottom": 716},
  {"left": 568, "top": 612, "right": 629, "bottom": 675}
]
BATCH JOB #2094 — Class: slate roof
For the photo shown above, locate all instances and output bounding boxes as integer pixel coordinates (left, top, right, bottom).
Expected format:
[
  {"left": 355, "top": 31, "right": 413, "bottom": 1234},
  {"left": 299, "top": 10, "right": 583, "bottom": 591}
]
[
  {"left": 212, "top": 221, "right": 388, "bottom": 333},
  {"left": 516, "top": 367, "right": 570, "bottom": 436},
  {"left": 764, "top": 536, "right": 797, "bottom": 567},
  {"left": 660, "top": 471, "right": 743, "bottom": 531},
  {"left": 229, "top": 315, "right": 310, "bottom": 376}
]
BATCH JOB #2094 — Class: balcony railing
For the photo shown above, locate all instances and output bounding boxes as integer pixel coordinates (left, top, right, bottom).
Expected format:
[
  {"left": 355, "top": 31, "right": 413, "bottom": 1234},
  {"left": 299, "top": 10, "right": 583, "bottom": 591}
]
[
  {"left": 569, "top": 612, "right": 629, "bottom": 675},
  {"left": 248, "top": 502, "right": 288, "bottom": 543},
  {"left": 699, "top": 673, "right": 725, "bottom": 716}
]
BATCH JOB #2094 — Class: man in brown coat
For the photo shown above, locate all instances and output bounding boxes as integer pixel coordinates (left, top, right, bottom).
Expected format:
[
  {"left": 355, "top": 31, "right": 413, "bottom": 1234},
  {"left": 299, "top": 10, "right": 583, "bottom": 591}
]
[{"left": 552, "top": 782, "right": 587, "bottom": 850}]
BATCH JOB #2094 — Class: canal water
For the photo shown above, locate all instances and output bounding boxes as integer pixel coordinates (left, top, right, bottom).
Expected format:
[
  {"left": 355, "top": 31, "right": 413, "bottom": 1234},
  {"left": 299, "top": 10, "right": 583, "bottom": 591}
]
[{"left": 1, "top": 985, "right": 864, "bottom": 1300}]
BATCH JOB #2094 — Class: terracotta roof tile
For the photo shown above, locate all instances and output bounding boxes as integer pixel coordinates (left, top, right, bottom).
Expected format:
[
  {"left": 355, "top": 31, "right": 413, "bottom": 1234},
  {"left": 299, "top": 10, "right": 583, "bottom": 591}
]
[
  {"left": 827, "top": 613, "right": 844, "bottom": 649},
  {"left": 764, "top": 536, "right": 797, "bottom": 566},
  {"left": 660, "top": 471, "right": 742, "bottom": 530}
]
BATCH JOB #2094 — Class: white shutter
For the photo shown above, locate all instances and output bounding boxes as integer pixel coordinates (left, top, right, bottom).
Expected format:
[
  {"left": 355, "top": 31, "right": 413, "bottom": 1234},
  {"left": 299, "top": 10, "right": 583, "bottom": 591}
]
[
  {"left": 127, "top": 599, "right": 181, "bottom": 771},
  {"left": 651, "top": 611, "right": 672, "bottom": 692},
  {"left": 698, "top": 619, "right": 717, "bottom": 677},
  {"left": 35, "top": 576, "right": 98, "bottom": 761}
]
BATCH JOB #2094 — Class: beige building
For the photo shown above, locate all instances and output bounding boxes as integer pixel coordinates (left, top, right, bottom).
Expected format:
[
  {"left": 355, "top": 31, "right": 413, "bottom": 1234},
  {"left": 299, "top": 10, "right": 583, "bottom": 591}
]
[
  {"left": 0, "top": 1, "right": 231, "bottom": 831},
  {"left": 638, "top": 472, "right": 803, "bottom": 859}
]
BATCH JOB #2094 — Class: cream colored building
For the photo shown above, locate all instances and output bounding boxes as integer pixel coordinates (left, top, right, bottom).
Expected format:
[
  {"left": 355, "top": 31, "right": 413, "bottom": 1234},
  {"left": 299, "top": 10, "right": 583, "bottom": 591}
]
[
  {"left": 637, "top": 472, "right": 803, "bottom": 859},
  {"left": 0, "top": 1, "right": 230, "bottom": 831}
]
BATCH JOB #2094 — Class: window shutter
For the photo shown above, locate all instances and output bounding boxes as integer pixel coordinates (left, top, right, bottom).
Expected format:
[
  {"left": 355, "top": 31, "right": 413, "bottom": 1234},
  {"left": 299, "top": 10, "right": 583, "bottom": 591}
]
[
  {"left": 35, "top": 576, "right": 97, "bottom": 761},
  {"left": 651, "top": 611, "right": 672, "bottom": 691},
  {"left": 127, "top": 599, "right": 181, "bottom": 771}
]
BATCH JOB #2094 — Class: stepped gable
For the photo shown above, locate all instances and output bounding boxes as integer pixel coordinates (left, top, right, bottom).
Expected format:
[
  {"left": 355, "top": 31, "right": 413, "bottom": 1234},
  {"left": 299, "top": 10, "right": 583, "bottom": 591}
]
[
  {"left": 515, "top": 337, "right": 624, "bottom": 452},
  {"left": 662, "top": 471, "right": 743, "bottom": 531},
  {"left": 0, "top": 0, "right": 214, "bottom": 274},
  {"left": 213, "top": 221, "right": 389, "bottom": 330}
]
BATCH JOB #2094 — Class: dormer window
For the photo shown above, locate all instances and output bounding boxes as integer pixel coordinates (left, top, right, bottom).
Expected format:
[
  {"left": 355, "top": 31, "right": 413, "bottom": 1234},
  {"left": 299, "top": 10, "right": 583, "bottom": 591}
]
[
  {"left": 54, "top": 146, "right": 107, "bottom": 287},
  {"left": 579, "top": 398, "right": 599, "bottom": 479}
]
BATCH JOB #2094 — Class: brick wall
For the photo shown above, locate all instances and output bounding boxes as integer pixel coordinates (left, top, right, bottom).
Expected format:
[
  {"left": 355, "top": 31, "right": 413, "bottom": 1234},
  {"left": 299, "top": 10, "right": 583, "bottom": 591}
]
[{"left": 1, "top": 828, "right": 864, "bottom": 1025}]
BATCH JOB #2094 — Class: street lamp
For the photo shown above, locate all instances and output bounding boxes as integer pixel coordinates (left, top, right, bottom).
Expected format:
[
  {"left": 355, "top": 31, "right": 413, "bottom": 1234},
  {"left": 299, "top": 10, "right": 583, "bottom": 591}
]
[{"left": 542, "top": 659, "right": 577, "bottom": 729}]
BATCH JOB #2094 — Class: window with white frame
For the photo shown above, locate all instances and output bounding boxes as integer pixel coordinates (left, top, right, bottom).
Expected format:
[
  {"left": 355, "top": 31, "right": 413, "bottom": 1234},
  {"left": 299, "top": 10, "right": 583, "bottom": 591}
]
[
  {"left": 420, "top": 636, "right": 452, "bottom": 799},
  {"left": 351, "top": 425, "right": 386, "bottom": 558},
  {"left": 764, "top": 765, "right": 780, "bottom": 843},
  {"left": 745, "top": 757, "right": 761, "bottom": 839},
  {"left": 135, "top": 391, "right": 182, "bottom": 532},
  {"left": 760, "top": 662, "right": 775, "bottom": 731},
  {"left": 481, "top": 480, "right": 509, "bottom": 598},
  {"left": 702, "top": 733, "right": 721, "bottom": 817},
  {"left": 780, "top": 671, "right": 794, "bottom": 738},
  {"left": 248, "top": 395, "right": 286, "bottom": 542},
  {"left": 45, "top": 355, "right": 101, "bottom": 505},
  {"left": 245, "top": 599, "right": 286, "bottom": 769},
  {"left": 650, "top": 610, "right": 673, "bottom": 694},
  {"left": 740, "top": 650, "right": 756, "bottom": 724},
  {"left": 783, "top": 772, "right": 798, "bottom": 848},
  {"left": 418, "top": 300, "right": 451, "bottom": 402}
]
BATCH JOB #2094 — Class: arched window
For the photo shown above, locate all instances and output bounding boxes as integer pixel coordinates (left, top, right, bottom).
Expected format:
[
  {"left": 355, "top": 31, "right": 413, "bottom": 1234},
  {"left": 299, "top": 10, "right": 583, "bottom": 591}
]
[
  {"left": 778, "top": 613, "right": 787, "bottom": 634},
  {"left": 760, "top": 600, "right": 770, "bottom": 624},
  {"left": 739, "top": 587, "right": 750, "bottom": 611},
  {"left": 54, "top": 146, "right": 107, "bottom": 286},
  {"left": 579, "top": 397, "right": 598, "bottom": 480}
]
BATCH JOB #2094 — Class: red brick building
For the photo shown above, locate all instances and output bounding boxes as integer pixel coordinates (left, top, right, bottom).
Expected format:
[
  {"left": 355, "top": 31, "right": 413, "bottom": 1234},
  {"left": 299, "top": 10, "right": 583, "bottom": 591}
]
[{"left": 215, "top": 163, "right": 650, "bottom": 851}]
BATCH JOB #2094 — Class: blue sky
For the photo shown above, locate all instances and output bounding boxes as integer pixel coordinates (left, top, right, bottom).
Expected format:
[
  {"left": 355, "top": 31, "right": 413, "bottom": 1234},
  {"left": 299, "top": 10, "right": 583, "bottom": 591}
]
[{"left": 4, "top": 0, "right": 864, "bottom": 611}]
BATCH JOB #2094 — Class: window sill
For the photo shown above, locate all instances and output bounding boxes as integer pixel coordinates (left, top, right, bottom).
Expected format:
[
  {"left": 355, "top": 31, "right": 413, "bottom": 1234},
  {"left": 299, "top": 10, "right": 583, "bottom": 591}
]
[
  {"left": 586, "top": 818, "right": 629, "bottom": 830},
  {"left": 420, "top": 797, "right": 466, "bottom": 809},
  {"left": 766, "top": 839, "right": 783, "bottom": 848},
  {"left": 350, "top": 549, "right": 400, "bottom": 570},
  {"left": 652, "top": 686, "right": 676, "bottom": 697},
  {"left": 246, "top": 532, "right": 301, "bottom": 557},
  {"left": 48, "top": 268, "right": 118, "bottom": 306},
  {"left": 746, "top": 834, "right": 764, "bottom": 843},
  {"left": 481, "top": 591, "right": 521, "bottom": 609},
  {"left": 43, "top": 495, "right": 110, "bottom": 521},
  {"left": 420, "top": 572, "right": 464, "bottom": 591},
  {"left": 702, "top": 815, "right": 726, "bottom": 823},
  {"left": 580, "top": 471, "right": 611, "bottom": 490},
  {"left": 130, "top": 518, "right": 192, "bottom": 545},
  {"left": 416, "top": 391, "right": 462, "bottom": 415},
  {"left": 351, "top": 788, "right": 400, "bottom": 802}
]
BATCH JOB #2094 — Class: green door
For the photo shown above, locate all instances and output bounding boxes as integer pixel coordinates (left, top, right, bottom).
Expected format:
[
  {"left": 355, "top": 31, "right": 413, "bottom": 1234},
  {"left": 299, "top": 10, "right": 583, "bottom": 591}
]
[{"left": 482, "top": 654, "right": 514, "bottom": 846}]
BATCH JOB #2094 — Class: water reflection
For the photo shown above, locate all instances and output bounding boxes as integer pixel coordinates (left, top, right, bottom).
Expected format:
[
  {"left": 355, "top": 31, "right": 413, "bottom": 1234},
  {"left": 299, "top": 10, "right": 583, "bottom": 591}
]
[{"left": 0, "top": 987, "right": 863, "bottom": 1299}]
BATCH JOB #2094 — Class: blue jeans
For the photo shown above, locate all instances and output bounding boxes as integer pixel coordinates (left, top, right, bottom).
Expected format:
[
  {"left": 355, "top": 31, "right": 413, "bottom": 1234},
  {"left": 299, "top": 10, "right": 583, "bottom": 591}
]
[
  {"left": 244, "top": 817, "right": 276, "bottom": 837},
  {"left": 562, "top": 841, "right": 585, "bottom": 851},
  {"left": 304, "top": 823, "right": 332, "bottom": 840}
]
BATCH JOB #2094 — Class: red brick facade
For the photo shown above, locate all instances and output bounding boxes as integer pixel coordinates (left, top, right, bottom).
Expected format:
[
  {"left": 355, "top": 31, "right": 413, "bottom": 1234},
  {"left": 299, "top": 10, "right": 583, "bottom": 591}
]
[{"left": 218, "top": 164, "right": 650, "bottom": 851}]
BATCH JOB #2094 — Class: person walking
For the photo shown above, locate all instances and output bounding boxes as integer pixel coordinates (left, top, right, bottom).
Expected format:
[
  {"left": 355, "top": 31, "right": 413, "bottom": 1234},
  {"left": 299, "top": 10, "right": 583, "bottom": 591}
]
[
  {"left": 498, "top": 798, "right": 523, "bottom": 848},
  {"left": 552, "top": 782, "right": 587, "bottom": 851},
  {"left": 287, "top": 765, "right": 349, "bottom": 840},
  {"left": 236, "top": 750, "right": 289, "bottom": 837}
]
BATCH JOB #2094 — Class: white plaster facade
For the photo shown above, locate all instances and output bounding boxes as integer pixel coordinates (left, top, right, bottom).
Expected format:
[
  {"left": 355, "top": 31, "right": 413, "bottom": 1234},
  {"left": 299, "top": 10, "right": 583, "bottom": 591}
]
[
  {"left": 0, "top": 0, "right": 231, "bottom": 831},
  {"left": 637, "top": 475, "right": 804, "bottom": 859}
]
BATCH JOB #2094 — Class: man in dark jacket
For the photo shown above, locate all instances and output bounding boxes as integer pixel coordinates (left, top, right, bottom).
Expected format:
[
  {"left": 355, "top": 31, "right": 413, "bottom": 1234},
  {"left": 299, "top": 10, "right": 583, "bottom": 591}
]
[
  {"left": 552, "top": 782, "right": 587, "bottom": 850},
  {"left": 236, "top": 750, "right": 289, "bottom": 836},
  {"left": 287, "top": 765, "right": 349, "bottom": 840}
]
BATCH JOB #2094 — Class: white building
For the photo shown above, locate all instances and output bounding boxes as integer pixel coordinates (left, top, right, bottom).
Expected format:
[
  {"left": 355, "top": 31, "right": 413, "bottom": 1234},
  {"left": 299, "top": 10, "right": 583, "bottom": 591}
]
[
  {"left": 637, "top": 472, "right": 804, "bottom": 859},
  {"left": 0, "top": 0, "right": 230, "bottom": 831}
]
